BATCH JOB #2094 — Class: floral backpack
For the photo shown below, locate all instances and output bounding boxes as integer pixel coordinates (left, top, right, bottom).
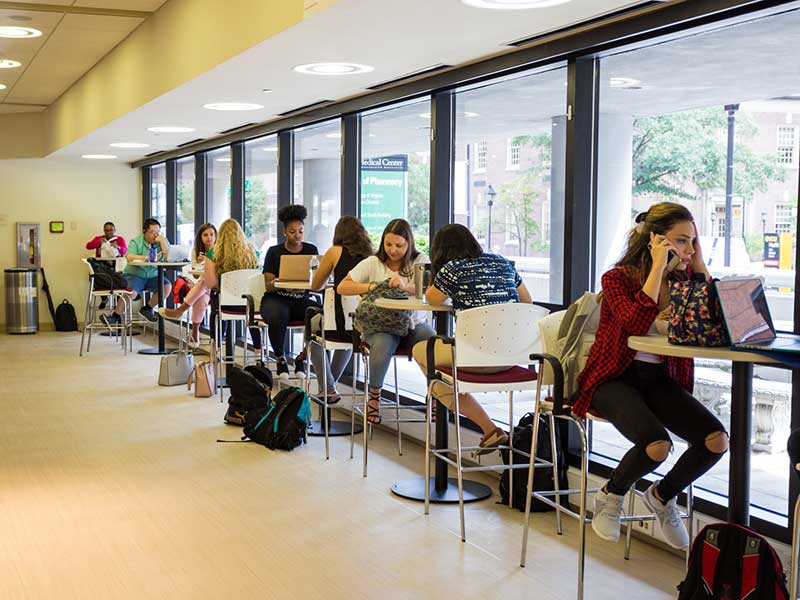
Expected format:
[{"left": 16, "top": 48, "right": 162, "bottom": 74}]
[
  {"left": 668, "top": 274, "right": 730, "bottom": 347},
  {"left": 353, "top": 280, "right": 411, "bottom": 337}
]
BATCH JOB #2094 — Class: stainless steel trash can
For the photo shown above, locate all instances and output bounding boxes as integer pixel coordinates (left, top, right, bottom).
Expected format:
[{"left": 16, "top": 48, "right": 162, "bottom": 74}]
[{"left": 5, "top": 268, "right": 38, "bottom": 334}]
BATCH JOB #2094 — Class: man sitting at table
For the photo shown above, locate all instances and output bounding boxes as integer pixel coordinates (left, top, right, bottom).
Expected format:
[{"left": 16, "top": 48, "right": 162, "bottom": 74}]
[
  {"left": 101, "top": 218, "right": 171, "bottom": 326},
  {"left": 86, "top": 221, "right": 127, "bottom": 258}
]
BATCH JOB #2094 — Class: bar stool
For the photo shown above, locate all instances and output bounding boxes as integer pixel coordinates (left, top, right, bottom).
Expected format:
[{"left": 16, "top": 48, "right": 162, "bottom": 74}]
[
  {"left": 519, "top": 309, "right": 694, "bottom": 600},
  {"left": 217, "top": 269, "right": 262, "bottom": 398},
  {"left": 79, "top": 258, "right": 134, "bottom": 356},
  {"left": 422, "top": 302, "right": 549, "bottom": 542}
]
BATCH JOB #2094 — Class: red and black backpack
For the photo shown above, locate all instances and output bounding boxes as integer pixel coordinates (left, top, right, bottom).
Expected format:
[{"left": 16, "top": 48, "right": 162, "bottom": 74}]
[{"left": 678, "top": 522, "right": 789, "bottom": 600}]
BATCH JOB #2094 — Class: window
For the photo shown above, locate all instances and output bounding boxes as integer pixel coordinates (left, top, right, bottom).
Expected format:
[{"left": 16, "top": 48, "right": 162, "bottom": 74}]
[
  {"left": 206, "top": 147, "right": 231, "bottom": 225},
  {"left": 454, "top": 64, "right": 567, "bottom": 305},
  {"left": 775, "top": 204, "right": 796, "bottom": 234},
  {"left": 777, "top": 125, "right": 799, "bottom": 166},
  {"left": 176, "top": 157, "right": 195, "bottom": 246},
  {"left": 506, "top": 139, "right": 521, "bottom": 170},
  {"left": 474, "top": 140, "right": 487, "bottom": 173},
  {"left": 596, "top": 8, "right": 799, "bottom": 526},
  {"left": 361, "top": 97, "right": 431, "bottom": 253},
  {"left": 293, "top": 120, "right": 341, "bottom": 253},
  {"left": 244, "top": 136, "right": 278, "bottom": 262},
  {"left": 150, "top": 163, "right": 167, "bottom": 227}
]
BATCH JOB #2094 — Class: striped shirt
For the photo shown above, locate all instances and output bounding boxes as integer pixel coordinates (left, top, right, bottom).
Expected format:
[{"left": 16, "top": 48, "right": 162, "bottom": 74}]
[{"left": 434, "top": 254, "right": 522, "bottom": 311}]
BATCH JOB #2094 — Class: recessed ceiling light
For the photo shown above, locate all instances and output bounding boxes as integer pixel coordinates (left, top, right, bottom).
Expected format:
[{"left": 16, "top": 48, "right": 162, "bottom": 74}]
[
  {"left": 0, "top": 84, "right": 6, "bottom": 90},
  {"left": 216, "top": 157, "right": 232, "bottom": 163},
  {"left": 147, "top": 126, "right": 196, "bottom": 133},
  {"left": 0, "top": 59, "right": 22, "bottom": 69},
  {"left": 293, "top": 62, "right": 374, "bottom": 76},
  {"left": 325, "top": 132, "right": 342, "bottom": 139},
  {"left": 82, "top": 154, "right": 117, "bottom": 160},
  {"left": 261, "top": 88, "right": 273, "bottom": 94},
  {"left": 609, "top": 77, "right": 642, "bottom": 89},
  {"left": 0, "top": 26, "right": 42, "bottom": 38},
  {"left": 461, "top": 0, "right": 571, "bottom": 8},
  {"left": 202, "top": 102, "right": 264, "bottom": 111},
  {"left": 109, "top": 142, "right": 150, "bottom": 149},
  {"left": 263, "top": 146, "right": 278, "bottom": 152}
]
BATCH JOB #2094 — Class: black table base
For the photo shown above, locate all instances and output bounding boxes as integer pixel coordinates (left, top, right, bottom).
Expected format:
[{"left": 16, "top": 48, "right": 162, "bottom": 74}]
[
  {"left": 138, "top": 347, "right": 177, "bottom": 355},
  {"left": 728, "top": 361, "right": 753, "bottom": 525},
  {"left": 308, "top": 420, "right": 362, "bottom": 437},
  {"left": 391, "top": 476, "right": 493, "bottom": 504}
]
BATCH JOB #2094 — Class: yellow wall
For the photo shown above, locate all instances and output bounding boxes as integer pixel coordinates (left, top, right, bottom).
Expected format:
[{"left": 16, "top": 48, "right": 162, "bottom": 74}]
[
  {"left": 0, "top": 159, "right": 139, "bottom": 328},
  {"left": 44, "top": 0, "right": 306, "bottom": 155}
]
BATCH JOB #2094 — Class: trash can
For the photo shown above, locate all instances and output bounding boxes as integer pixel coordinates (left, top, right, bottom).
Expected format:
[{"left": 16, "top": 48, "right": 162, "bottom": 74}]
[{"left": 5, "top": 268, "right": 38, "bottom": 334}]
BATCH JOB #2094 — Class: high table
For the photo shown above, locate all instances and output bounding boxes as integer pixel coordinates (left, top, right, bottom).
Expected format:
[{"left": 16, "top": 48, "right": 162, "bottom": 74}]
[
  {"left": 130, "top": 261, "right": 189, "bottom": 355},
  {"left": 373, "top": 297, "right": 493, "bottom": 504},
  {"left": 628, "top": 334, "right": 781, "bottom": 525}
]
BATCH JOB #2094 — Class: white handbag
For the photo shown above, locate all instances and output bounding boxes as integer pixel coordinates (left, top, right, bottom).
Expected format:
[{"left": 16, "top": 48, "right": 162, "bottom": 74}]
[{"left": 158, "top": 350, "right": 194, "bottom": 387}]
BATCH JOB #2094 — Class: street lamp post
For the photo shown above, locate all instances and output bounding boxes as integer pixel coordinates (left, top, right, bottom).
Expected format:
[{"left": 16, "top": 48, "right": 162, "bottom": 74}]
[
  {"left": 486, "top": 184, "right": 496, "bottom": 251},
  {"left": 761, "top": 211, "right": 767, "bottom": 236}
]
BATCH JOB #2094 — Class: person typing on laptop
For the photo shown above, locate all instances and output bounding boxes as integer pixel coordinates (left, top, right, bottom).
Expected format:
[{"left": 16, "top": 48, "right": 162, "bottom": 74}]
[{"left": 260, "top": 205, "right": 320, "bottom": 379}]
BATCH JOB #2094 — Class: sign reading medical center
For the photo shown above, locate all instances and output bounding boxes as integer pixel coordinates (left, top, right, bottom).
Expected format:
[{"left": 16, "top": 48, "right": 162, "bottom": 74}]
[{"left": 360, "top": 155, "right": 408, "bottom": 236}]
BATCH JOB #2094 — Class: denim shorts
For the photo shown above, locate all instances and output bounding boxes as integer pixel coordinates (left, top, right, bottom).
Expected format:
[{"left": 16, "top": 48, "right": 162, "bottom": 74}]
[{"left": 126, "top": 275, "right": 169, "bottom": 296}]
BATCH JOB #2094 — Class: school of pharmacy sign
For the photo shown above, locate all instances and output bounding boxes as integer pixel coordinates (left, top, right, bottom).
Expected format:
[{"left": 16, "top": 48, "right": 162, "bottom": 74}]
[{"left": 360, "top": 155, "right": 408, "bottom": 236}]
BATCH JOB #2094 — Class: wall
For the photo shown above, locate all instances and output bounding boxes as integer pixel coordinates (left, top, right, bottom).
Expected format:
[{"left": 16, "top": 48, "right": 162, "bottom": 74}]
[{"left": 0, "top": 158, "right": 139, "bottom": 328}]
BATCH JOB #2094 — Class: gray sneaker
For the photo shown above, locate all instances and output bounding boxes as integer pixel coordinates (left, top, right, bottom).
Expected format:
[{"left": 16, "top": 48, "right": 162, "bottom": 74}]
[
  {"left": 592, "top": 488, "right": 624, "bottom": 543},
  {"left": 642, "top": 482, "right": 689, "bottom": 550}
]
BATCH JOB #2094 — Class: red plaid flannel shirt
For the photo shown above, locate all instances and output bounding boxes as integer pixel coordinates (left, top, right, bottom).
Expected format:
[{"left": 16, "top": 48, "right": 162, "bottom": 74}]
[{"left": 573, "top": 266, "right": 693, "bottom": 418}]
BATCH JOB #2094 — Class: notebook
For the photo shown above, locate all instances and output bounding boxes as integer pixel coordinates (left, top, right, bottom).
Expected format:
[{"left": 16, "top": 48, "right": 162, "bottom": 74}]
[
  {"left": 715, "top": 277, "right": 800, "bottom": 354},
  {"left": 278, "top": 254, "right": 313, "bottom": 284}
]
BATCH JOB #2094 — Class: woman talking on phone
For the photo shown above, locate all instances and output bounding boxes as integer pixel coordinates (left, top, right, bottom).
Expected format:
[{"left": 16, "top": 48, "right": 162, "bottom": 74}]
[{"left": 576, "top": 202, "right": 728, "bottom": 550}]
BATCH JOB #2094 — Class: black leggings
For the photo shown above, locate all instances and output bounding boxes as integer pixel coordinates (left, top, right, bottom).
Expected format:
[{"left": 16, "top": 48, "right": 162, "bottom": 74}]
[
  {"left": 259, "top": 294, "right": 320, "bottom": 358},
  {"left": 592, "top": 360, "right": 727, "bottom": 502}
]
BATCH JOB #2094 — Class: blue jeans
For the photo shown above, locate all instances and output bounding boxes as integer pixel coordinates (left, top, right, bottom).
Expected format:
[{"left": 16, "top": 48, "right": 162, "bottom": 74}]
[
  {"left": 363, "top": 323, "right": 435, "bottom": 390},
  {"left": 126, "top": 275, "right": 170, "bottom": 298}
]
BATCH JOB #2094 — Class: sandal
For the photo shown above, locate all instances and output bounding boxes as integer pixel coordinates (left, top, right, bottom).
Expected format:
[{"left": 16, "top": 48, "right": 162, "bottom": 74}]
[
  {"left": 366, "top": 390, "right": 382, "bottom": 424},
  {"left": 322, "top": 391, "right": 342, "bottom": 405}
]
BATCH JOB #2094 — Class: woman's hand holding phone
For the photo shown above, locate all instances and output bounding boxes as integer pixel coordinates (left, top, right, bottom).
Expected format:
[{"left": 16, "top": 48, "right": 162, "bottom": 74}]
[{"left": 649, "top": 233, "right": 679, "bottom": 273}]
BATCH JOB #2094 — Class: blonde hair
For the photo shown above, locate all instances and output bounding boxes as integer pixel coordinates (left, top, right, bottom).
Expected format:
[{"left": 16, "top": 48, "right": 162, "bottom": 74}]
[{"left": 213, "top": 219, "right": 257, "bottom": 276}]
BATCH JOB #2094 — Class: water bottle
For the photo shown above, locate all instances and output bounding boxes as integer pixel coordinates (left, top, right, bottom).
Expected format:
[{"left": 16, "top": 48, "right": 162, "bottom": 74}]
[
  {"left": 147, "top": 244, "right": 157, "bottom": 263},
  {"left": 309, "top": 255, "right": 319, "bottom": 282}
]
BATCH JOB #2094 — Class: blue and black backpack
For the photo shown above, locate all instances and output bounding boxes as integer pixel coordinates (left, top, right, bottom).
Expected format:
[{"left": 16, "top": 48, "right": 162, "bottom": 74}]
[{"left": 241, "top": 387, "right": 311, "bottom": 451}]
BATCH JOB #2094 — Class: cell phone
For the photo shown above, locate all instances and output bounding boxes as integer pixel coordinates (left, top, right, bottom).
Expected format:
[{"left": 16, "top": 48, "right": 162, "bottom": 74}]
[{"left": 666, "top": 251, "right": 681, "bottom": 272}]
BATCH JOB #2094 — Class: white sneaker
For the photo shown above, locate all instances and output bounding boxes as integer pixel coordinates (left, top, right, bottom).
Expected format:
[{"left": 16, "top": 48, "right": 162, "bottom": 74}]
[
  {"left": 642, "top": 482, "right": 689, "bottom": 550},
  {"left": 591, "top": 488, "right": 624, "bottom": 543}
]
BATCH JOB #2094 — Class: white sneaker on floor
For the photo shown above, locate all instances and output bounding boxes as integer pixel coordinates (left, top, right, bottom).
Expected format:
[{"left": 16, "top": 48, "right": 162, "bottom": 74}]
[
  {"left": 642, "top": 482, "right": 689, "bottom": 550},
  {"left": 592, "top": 488, "right": 624, "bottom": 543}
]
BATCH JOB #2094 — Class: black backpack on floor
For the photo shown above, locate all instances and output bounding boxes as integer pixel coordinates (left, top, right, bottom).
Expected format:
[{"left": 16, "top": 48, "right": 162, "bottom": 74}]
[
  {"left": 498, "top": 412, "right": 568, "bottom": 512},
  {"left": 55, "top": 300, "right": 78, "bottom": 332},
  {"left": 224, "top": 363, "right": 271, "bottom": 426},
  {"left": 678, "top": 522, "right": 789, "bottom": 600},
  {"left": 242, "top": 387, "right": 311, "bottom": 451}
]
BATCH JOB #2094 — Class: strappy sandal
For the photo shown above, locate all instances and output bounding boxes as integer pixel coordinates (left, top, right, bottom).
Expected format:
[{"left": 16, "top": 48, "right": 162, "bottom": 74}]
[
  {"left": 366, "top": 390, "right": 382, "bottom": 424},
  {"left": 322, "top": 391, "right": 342, "bottom": 405}
]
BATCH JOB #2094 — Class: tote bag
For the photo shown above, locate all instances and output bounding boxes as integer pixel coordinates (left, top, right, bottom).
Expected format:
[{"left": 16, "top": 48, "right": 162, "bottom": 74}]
[{"left": 668, "top": 276, "right": 730, "bottom": 347}]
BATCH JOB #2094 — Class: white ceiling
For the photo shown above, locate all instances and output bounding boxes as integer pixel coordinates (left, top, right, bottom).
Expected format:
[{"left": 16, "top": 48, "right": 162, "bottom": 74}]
[{"left": 51, "top": 0, "right": 652, "bottom": 162}]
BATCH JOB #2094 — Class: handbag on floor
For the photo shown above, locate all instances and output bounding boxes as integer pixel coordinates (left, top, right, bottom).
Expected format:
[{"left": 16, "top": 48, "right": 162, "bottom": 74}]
[
  {"left": 187, "top": 341, "right": 216, "bottom": 397},
  {"left": 158, "top": 350, "right": 194, "bottom": 386}
]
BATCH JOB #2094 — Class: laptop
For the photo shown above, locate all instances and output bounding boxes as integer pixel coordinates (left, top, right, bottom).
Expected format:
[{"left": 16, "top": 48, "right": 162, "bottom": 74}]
[
  {"left": 166, "top": 244, "right": 191, "bottom": 262},
  {"left": 278, "top": 254, "right": 313, "bottom": 284},
  {"left": 715, "top": 276, "right": 800, "bottom": 353}
]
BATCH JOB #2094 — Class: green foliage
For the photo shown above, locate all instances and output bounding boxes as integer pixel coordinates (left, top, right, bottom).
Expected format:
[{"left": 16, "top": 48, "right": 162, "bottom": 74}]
[
  {"left": 744, "top": 232, "right": 764, "bottom": 261},
  {"left": 406, "top": 156, "right": 430, "bottom": 238},
  {"left": 177, "top": 182, "right": 194, "bottom": 224},
  {"left": 244, "top": 178, "right": 275, "bottom": 245},
  {"left": 632, "top": 107, "right": 784, "bottom": 203}
]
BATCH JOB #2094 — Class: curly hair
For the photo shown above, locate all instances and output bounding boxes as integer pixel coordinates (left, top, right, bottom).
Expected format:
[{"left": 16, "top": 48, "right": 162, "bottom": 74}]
[
  {"left": 278, "top": 205, "right": 308, "bottom": 226},
  {"left": 192, "top": 223, "right": 216, "bottom": 263},
  {"left": 332, "top": 216, "right": 373, "bottom": 259},
  {"left": 212, "top": 219, "right": 258, "bottom": 276}
]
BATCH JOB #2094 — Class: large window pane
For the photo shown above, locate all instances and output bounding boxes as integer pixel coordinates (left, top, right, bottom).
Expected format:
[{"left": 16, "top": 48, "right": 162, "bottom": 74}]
[
  {"left": 176, "top": 157, "right": 195, "bottom": 246},
  {"left": 453, "top": 65, "right": 567, "bottom": 305},
  {"left": 361, "top": 98, "right": 431, "bottom": 253},
  {"left": 207, "top": 147, "right": 231, "bottom": 226},
  {"left": 594, "top": 9, "right": 800, "bottom": 525},
  {"left": 244, "top": 136, "right": 278, "bottom": 262},
  {"left": 150, "top": 163, "right": 167, "bottom": 226},
  {"left": 293, "top": 120, "right": 341, "bottom": 253}
]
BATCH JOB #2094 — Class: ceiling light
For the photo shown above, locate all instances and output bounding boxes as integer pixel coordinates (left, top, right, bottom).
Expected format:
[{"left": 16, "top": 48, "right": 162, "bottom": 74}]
[
  {"left": 202, "top": 102, "right": 264, "bottom": 111},
  {"left": 263, "top": 146, "right": 278, "bottom": 152},
  {"left": 325, "top": 132, "right": 342, "bottom": 139},
  {"left": 261, "top": 88, "right": 273, "bottom": 94},
  {"left": 609, "top": 77, "right": 642, "bottom": 89},
  {"left": 293, "top": 62, "right": 374, "bottom": 76},
  {"left": 82, "top": 154, "right": 117, "bottom": 160},
  {"left": 216, "top": 157, "right": 232, "bottom": 163},
  {"left": 0, "top": 26, "right": 42, "bottom": 38},
  {"left": 0, "top": 84, "right": 6, "bottom": 90},
  {"left": 110, "top": 142, "right": 150, "bottom": 149},
  {"left": 461, "top": 0, "right": 572, "bottom": 8},
  {"left": 0, "top": 59, "right": 22, "bottom": 69},
  {"left": 147, "top": 126, "right": 196, "bottom": 133}
]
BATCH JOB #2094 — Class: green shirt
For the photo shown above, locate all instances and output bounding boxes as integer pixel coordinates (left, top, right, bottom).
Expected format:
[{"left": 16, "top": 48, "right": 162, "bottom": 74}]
[{"left": 124, "top": 234, "right": 170, "bottom": 279}]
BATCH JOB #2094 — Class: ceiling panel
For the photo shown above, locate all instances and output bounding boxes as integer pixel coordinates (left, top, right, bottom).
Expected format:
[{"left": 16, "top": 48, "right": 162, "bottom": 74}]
[
  {"left": 0, "top": 8, "right": 60, "bottom": 104},
  {"left": 79, "top": 0, "right": 168, "bottom": 11},
  {"left": 6, "top": 12, "right": 143, "bottom": 104},
  {"left": 0, "top": 102, "right": 44, "bottom": 112}
]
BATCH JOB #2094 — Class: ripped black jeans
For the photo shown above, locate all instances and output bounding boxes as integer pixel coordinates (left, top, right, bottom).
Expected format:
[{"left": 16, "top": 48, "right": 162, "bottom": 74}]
[{"left": 592, "top": 360, "right": 727, "bottom": 502}]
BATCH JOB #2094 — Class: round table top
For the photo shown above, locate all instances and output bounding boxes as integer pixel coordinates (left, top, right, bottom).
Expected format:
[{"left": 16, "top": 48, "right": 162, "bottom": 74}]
[
  {"left": 374, "top": 297, "right": 453, "bottom": 312},
  {"left": 628, "top": 334, "right": 780, "bottom": 364},
  {"left": 128, "top": 260, "right": 191, "bottom": 267},
  {"left": 273, "top": 280, "right": 313, "bottom": 290}
]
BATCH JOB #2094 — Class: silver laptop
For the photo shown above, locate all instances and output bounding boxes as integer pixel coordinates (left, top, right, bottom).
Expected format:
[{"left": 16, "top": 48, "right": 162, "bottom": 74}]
[
  {"left": 715, "top": 277, "right": 800, "bottom": 353},
  {"left": 166, "top": 244, "right": 191, "bottom": 262}
]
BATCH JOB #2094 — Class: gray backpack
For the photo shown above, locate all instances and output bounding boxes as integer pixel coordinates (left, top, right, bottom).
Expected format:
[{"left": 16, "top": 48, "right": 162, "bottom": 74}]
[
  {"left": 555, "top": 291, "right": 602, "bottom": 400},
  {"left": 353, "top": 280, "right": 411, "bottom": 337}
]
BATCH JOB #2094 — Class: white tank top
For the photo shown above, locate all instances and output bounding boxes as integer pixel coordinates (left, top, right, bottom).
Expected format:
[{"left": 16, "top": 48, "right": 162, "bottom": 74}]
[{"left": 633, "top": 321, "right": 663, "bottom": 364}]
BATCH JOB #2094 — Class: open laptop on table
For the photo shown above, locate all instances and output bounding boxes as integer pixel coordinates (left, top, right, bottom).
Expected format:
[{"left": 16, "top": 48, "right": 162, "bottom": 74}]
[
  {"left": 715, "top": 276, "right": 800, "bottom": 353},
  {"left": 166, "top": 244, "right": 191, "bottom": 262},
  {"left": 277, "top": 254, "right": 314, "bottom": 286}
]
